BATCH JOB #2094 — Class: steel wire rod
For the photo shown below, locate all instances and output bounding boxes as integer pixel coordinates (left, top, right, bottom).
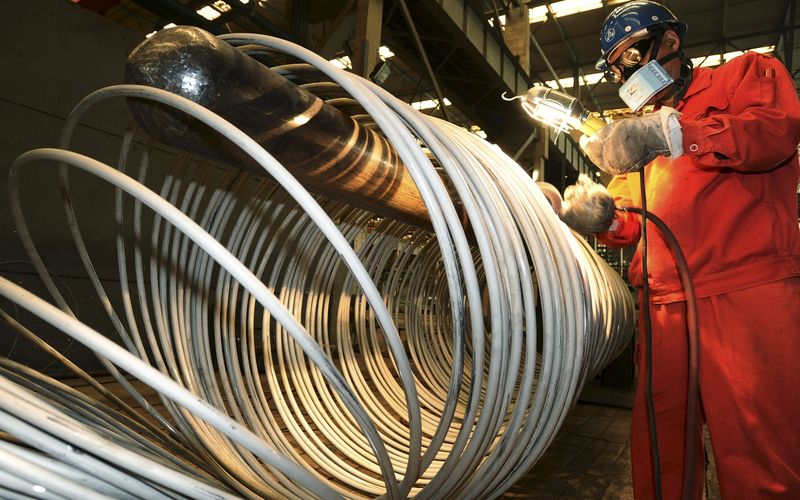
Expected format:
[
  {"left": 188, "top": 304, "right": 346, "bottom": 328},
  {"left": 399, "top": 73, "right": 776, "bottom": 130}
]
[{"left": 0, "top": 32, "right": 634, "bottom": 499}]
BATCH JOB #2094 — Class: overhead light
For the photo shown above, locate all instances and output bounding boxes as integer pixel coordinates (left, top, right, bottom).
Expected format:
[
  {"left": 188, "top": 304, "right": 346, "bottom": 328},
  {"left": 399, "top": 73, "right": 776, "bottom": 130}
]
[
  {"left": 213, "top": 1, "right": 232, "bottom": 13},
  {"left": 487, "top": 15, "right": 506, "bottom": 28},
  {"left": 549, "top": 0, "right": 603, "bottom": 18},
  {"left": 542, "top": 71, "right": 604, "bottom": 90},
  {"left": 328, "top": 48, "right": 391, "bottom": 70},
  {"left": 581, "top": 73, "right": 604, "bottom": 85},
  {"left": 197, "top": 5, "right": 221, "bottom": 20},
  {"left": 239, "top": 0, "right": 249, "bottom": 3},
  {"left": 529, "top": 6, "right": 548, "bottom": 23},
  {"left": 411, "top": 98, "right": 452, "bottom": 111},
  {"left": 146, "top": 22, "right": 177, "bottom": 38},
  {"left": 489, "top": 0, "right": 603, "bottom": 27},
  {"left": 539, "top": 46, "right": 774, "bottom": 90},
  {"left": 691, "top": 46, "right": 774, "bottom": 68},
  {"left": 378, "top": 46, "right": 395, "bottom": 61},
  {"left": 329, "top": 55, "right": 352, "bottom": 69}
]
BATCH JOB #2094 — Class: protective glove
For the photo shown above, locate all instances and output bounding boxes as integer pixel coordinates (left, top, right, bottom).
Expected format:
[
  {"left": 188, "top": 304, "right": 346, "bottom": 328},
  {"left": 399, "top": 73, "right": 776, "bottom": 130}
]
[
  {"left": 579, "top": 107, "right": 683, "bottom": 176},
  {"left": 559, "top": 174, "right": 617, "bottom": 234}
]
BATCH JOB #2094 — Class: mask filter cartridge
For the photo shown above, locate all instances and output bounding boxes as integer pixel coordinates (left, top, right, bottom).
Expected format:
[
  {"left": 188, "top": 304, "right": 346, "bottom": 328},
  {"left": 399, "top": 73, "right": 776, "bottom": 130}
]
[{"left": 618, "top": 60, "right": 674, "bottom": 111}]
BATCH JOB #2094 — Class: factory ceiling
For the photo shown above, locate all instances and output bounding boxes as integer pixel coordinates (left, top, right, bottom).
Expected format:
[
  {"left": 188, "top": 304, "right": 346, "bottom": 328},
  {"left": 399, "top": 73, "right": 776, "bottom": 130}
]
[{"left": 73, "top": 0, "right": 799, "bottom": 171}]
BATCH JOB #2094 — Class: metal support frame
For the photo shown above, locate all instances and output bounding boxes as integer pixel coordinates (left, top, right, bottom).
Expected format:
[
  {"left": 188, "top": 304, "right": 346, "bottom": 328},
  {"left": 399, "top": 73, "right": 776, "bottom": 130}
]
[
  {"left": 512, "top": 127, "right": 537, "bottom": 160},
  {"left": 132, "top": 0, "right": 225, "bottom": 34},
  {"left": 290, "top": 0, "right": 309, "bottom": 44},
  {"left": 247, "top": 14, "right": 291, "bottom": 40},
  {"left": 132, "top": 0, "right": 288, "bottom": 38},
  {"left": 785, "top": 0, "right": 796, "bottom": 73},
  {"left": 398, "top": 0, "right": 452, "bottom": 121},
  {"left": 545, "top": 4, "right": 604, "bottom": 113},
  {"left": 501, "top": 2, "right": 531, "bottom": 74},
  {"left": 471, "top": 3, "right": 597, "bottom": 176},
  {"left": 530, "top": 32, "right": 566, "bottom": 92},
  {"left": 721, "top": 0, "right": 730, "bottom": 61},
  {"left": 551, "top": 24, "right": 800, "bottom": 71},
  {"left": 431, "top": 0, "right": 532, "bottom": 95},
  {"left": 777, "top": 0, "right": 797, "bottom": 73},
  {"left": 353, "top": 0, "right": 384, "bottom": 77},
  {"left": 317, "top": 4, "right": 357, "bottom": 59},
  {"left": 406, "top": 46, "right": 461, "bottom": 106}
]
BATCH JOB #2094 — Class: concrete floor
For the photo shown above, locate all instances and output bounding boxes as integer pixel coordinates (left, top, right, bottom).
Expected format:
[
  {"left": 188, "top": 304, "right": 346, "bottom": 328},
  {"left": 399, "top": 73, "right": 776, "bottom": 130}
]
[
  {"left": 65, "top": 376, "right": 722, "bottom": 498},
  {"left": 503, "top": 401, "right": 722, "bottom": 499},
  {"left": 503, "top": 403, "right": 635, "bottom": 499}
]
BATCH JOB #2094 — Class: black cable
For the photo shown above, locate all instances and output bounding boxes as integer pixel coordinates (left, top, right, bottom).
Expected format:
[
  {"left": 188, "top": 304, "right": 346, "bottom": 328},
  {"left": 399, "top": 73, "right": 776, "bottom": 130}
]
[
  {"left": 635, "top": 172, "right": 663, "bottom": 500},
  {"left": 625, "top": 204, "right": 700, "bottom": 500}
]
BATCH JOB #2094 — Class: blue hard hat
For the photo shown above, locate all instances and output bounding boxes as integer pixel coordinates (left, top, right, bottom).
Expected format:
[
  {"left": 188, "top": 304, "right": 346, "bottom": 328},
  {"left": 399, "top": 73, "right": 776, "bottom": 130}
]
[{"left": 595, "top": 1, "right": 687, "bottom": 71}]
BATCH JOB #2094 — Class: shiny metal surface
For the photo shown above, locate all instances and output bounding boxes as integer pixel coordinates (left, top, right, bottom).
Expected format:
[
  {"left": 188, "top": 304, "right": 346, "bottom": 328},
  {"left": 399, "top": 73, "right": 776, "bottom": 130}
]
[
  {"left": 0, "top": 31, "right": 635, "bottom": 499},
  {"left": 126, "top": 26, "right": 429, "bottom": 227}
]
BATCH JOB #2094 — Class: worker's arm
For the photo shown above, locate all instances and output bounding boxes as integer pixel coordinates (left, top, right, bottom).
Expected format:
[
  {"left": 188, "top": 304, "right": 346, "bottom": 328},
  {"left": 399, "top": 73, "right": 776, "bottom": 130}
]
[
  {"left": 595, "top": 174, "right": 641, "bottom": 248},
  {"left": 580, "top": 108, "right": 683, "bottom": 175},
  {"left": 680, "top": 53, "right": 800, "bottom": 172}
]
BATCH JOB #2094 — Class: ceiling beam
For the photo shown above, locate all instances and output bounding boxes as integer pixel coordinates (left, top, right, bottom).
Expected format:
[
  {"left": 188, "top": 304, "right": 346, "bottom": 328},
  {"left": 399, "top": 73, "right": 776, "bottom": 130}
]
[
  {"left": 352, "top": 0, "right": 383, "bottom": 77},
  {"left": 316, "top": 5, "right": 356, "bottom": 58},
  {"left": 721, "top": 0, "right": 730, "bottom": 56},
  {"left": 777, "top": 0, "right": 796, "bottom": 73},
  {"left": 545, "top": 4, "right": 604, "bottom": 112},
  {"left": 130, "top": 0, "right": 222, "bottom": 33},
  {"left": 397, "top": 0, "right": 451, "bottom": 121},
  {"left": 536, "top": 24, "right": 800, "bottom": 72}
]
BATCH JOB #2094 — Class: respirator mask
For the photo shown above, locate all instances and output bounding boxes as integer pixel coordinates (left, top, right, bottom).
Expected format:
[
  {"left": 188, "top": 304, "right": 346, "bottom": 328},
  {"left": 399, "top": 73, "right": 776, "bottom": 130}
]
[{"left": 605, "top": 30, "right": 677, "bottom": 112}]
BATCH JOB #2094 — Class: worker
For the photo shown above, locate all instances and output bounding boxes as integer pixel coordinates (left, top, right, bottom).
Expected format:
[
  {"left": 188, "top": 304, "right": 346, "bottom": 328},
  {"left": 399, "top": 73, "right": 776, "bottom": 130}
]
[{"left": 559, "top": 1, "right": 800, "bottom": 498}]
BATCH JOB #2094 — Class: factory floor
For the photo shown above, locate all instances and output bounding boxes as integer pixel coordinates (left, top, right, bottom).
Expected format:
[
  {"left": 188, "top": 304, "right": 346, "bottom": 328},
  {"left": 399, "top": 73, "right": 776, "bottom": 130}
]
[
  {"left": 503, "top": 397, "right": 722, "bottom": 499},
  {"left": 503, "top": 402, "right": 634, "bottom": 499},
  {"left": 64, "top": 377, "right": 720, "bottom": 498}
]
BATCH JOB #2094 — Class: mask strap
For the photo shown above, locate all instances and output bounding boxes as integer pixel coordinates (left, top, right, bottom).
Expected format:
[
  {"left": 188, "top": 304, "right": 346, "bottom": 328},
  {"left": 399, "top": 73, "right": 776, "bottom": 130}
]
[
  {"left": 670, "top": 54, "right": 694, "bottom": 104},
  {"left": 647, "top": 28, "right": 665, "bottom": 62},
  {"left": 650, "top": 28, "right": 693, "bottom": 106},
  {"left": 656, "top": 51, "right": 680, "bottom": 67}
]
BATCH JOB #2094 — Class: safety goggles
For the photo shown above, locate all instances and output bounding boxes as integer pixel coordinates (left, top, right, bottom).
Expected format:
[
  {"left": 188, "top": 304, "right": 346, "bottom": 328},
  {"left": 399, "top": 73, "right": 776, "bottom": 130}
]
[{"left": 604, "top": 36, "right": 657, "bottom": 83}]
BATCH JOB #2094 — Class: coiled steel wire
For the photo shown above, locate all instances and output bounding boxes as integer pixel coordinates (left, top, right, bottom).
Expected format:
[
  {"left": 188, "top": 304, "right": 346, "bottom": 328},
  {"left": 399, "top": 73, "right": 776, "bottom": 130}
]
[{"left": 0, "top": 33, "right": 634, "bottom": 499}]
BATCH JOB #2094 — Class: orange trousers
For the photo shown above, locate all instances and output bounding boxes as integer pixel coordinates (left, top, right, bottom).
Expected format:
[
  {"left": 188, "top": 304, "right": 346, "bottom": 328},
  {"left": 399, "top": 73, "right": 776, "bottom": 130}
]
[{"left": 631, "top": 278, "right": 800, "bottom": 499}]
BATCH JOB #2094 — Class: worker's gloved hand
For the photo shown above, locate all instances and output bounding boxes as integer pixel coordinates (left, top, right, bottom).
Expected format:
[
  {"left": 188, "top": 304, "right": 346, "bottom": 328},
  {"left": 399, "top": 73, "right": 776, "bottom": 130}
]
[
  {"left": 579, "top": 107, "right": 683, "bottom": 176},
  {"left": 559, "top": 174, "right": 617, "bottom": 234}
]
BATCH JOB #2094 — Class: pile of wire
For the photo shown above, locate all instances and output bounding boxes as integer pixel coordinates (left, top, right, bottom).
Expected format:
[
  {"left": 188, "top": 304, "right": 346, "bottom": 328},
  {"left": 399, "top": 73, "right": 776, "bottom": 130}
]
[{"left": 0, "top": 33, "right": 634, "bottom": 499}]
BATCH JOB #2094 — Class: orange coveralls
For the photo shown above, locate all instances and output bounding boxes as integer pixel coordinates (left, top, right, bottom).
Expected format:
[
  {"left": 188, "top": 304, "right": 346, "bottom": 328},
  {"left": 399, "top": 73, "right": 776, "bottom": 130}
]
[{"left": 597, "top": 52, "right": 800, "bottom": 498}]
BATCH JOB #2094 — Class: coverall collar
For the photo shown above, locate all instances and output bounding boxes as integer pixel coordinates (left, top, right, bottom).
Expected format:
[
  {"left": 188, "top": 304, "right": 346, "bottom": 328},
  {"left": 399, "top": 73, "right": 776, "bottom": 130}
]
[{"left": 674, "top": 67, "right": 712, "bottom": 110}]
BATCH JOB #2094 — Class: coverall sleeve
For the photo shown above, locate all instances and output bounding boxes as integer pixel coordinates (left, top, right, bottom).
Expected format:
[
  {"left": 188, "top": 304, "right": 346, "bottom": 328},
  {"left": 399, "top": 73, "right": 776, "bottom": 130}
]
[
  {"left": 680, "top": 53, "right": 800, "bottom": 172},
  {"left": 595, "top": 174, "right": 642, "bottom": 248}
]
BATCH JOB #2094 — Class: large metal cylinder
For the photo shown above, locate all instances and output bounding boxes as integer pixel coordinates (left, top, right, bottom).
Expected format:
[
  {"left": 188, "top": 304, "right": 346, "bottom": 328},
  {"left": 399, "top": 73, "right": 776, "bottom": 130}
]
[{"left": 125, "top": 26, "right": 430, "bottom": 227}]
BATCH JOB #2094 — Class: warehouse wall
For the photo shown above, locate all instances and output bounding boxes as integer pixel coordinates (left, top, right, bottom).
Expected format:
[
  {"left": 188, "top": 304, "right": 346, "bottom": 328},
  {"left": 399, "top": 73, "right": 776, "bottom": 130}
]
[{"left": 0, "top": 0, "right": 170, "bottom": 374}]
